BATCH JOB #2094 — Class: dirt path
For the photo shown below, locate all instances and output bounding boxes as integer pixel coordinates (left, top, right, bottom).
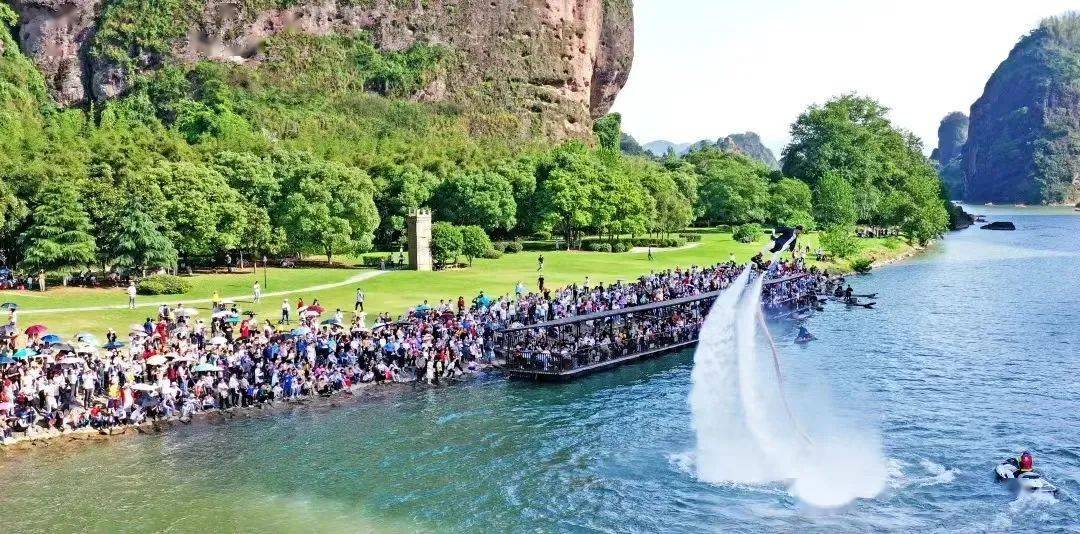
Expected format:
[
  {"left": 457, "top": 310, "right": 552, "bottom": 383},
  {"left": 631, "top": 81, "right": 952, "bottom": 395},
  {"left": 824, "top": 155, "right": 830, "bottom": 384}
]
[{"left": 18, "top": 270, "right": 387, "bottom": 315}]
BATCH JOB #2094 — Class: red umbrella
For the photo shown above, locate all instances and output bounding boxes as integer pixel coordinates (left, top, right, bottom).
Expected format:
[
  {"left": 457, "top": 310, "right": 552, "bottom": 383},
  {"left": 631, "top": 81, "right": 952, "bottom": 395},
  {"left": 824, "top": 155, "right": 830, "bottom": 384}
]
[
  {"left": 24, "top": 324, "right": 47, "bottom": 337},
  {"left": 306, "top": 305, "right": 325, "bottom": 314}
]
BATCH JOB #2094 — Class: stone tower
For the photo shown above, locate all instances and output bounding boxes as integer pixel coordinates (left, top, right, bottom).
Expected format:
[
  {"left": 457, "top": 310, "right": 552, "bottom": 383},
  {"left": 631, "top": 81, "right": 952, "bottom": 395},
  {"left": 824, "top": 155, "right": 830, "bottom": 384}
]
[{"left": 406, "top": 209, "right": 433, "bottom": 271}]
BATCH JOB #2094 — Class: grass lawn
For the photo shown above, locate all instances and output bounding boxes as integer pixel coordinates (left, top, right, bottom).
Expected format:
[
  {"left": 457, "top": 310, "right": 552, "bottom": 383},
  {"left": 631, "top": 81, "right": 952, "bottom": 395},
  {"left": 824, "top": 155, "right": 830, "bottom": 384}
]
[{"left": 4, "top": 232, "right": 914, "bottom": 338}]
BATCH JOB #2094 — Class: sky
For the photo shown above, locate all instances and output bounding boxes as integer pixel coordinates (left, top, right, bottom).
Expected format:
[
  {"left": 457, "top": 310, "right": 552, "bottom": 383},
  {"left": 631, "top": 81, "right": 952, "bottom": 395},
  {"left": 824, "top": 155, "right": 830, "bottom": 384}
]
[{"left": 610, "top": 0, "right": 1079, "bottom": 156}]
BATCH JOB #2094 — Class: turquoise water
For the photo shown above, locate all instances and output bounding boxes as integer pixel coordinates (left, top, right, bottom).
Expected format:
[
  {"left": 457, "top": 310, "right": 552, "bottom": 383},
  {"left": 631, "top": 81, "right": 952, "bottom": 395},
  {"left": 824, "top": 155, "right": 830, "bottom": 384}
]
[{"left": 1, "top": 206, "right": 1078, "bottom": 533}]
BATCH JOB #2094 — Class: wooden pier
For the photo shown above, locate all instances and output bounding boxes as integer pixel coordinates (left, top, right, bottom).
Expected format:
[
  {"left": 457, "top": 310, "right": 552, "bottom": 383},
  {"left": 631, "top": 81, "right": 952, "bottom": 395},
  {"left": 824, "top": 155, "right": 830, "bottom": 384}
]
[{"left": 496, "top": 274, "right": 815, "bottom": 380}]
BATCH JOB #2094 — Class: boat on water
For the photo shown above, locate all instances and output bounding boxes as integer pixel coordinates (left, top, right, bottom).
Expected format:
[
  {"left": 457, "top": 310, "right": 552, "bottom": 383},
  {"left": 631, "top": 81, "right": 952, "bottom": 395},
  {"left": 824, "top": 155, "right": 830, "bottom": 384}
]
[{"left": 995, "top": 457, "right": 1058, "bottom": 496}]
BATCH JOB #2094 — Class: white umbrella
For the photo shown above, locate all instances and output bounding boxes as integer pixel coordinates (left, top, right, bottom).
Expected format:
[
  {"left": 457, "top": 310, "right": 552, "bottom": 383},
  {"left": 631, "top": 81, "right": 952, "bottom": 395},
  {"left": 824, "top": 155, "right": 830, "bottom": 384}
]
[
  {"left": 208, "top": 336, "right": 227, "bottom": 346},
  {"left": 59, "top": 356, "right": 86, "bottom": 366},
  {"left": 145, "top": 355, "right": 167, "bottom": 366},
  {"left": 75, "top": 344, "right": 97, "bottom": 355},
  {"left": 130, "top": 383, "right": 158, "bottom": 392},
  {"left": 176, "top": 307, "right": 199, "bottom": 317},
  {"left": 211, "top": 311, "right": 229, "bottom": 319}
]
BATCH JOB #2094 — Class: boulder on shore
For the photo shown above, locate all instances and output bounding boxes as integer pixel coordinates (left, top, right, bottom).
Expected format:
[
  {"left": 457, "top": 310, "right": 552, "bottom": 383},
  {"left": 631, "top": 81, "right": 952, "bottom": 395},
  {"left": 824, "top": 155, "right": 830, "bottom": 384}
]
[{"left": 980, "top": 221, "right": 1016, "bottom": 231}]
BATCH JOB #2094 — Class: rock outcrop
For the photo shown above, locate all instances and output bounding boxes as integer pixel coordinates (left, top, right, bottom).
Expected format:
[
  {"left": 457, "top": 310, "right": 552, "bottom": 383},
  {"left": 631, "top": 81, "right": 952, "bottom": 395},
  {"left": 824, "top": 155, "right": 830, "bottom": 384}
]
[
  {"left": 8, "top": 0, "right": 103, "bottom": 106},
  {"left": 963, "top": 13, "right": 1080, "bottom": 204},
  {"left": 7, "top": 0, "right": 635, "bottom": 140},
  {"left": 718, "top": 132, "right": 779, "bottom": 170},
  {"left": 934, "top": 112, "right": 968, "bottom": 199}
]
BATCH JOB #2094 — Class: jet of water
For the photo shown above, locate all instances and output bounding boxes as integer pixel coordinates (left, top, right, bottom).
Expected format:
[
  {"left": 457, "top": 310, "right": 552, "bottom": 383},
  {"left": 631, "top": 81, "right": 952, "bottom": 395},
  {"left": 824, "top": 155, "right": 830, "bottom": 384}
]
[{"left": 689, "top": 263, "right": 887, "bottom": 507}]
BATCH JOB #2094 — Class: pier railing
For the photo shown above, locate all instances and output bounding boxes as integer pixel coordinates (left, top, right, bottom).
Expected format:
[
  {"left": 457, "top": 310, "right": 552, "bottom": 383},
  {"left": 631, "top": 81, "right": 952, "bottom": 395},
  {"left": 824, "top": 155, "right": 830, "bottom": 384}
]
[{"left": 496, "top": 273, "right": 811, "bottom": 379}]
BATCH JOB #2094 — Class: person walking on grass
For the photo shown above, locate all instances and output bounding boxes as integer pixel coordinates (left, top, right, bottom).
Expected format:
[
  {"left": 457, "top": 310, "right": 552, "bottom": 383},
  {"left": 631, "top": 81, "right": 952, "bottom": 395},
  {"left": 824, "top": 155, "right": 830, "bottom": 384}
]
[
  {"left": 253, "top": 281, "right": 262, "bottom": 303},
  {"left": 354, "top": 288, "right": 365, "bottom": 313},
  {"left": 537, "top": 254, "right": 544, "bottom": 272},
  {"left": 280, "top": 299, "right": 290, "bottom": 325},
  {"left": 127, "top": 281, "right": 137, "bottom": 309}
]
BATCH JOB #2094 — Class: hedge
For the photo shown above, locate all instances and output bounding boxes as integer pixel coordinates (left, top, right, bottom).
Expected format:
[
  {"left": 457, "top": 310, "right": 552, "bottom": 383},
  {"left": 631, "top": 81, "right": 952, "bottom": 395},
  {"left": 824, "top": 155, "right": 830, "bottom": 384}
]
[
  {"left": 137, "top": 274, "right": 192, "bottom": 295},
  {"left": 521, "top": 241, "right": 557, "bottom": 252},
  {"left": 585, "top": 242, "right": 612, "bottom": 253},
  {"left": 580, "top": 236, "right": 687, "bottom": 249}
]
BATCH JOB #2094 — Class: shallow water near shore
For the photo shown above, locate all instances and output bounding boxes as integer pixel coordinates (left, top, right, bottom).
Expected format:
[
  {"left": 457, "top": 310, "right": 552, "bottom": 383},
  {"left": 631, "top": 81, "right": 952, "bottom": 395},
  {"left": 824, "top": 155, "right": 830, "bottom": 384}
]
[{"left": 2, "top": 206, "right": 1079, "bottom": 533}]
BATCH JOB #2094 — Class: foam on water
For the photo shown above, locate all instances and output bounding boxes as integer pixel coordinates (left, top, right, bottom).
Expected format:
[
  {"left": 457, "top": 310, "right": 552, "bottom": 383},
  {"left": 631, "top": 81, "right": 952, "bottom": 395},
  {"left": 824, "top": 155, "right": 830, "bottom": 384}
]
[{"left": 688, "top": 263, "right": 887, "bottom": 508}]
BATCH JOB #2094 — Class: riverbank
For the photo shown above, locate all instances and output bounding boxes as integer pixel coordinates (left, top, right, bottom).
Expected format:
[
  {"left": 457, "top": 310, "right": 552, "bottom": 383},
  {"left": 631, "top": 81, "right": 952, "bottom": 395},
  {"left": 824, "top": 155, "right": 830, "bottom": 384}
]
[{"left": 0, "top": 365, "right": 495, "bottom": 455}]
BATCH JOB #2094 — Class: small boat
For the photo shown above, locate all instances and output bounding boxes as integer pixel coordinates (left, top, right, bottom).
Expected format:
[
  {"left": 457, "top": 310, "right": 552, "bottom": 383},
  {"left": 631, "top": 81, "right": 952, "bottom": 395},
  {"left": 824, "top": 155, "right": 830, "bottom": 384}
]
[
  {"left": 985, "top": 202, "right": 995, "bottom": 206},
  {"left": 830, "top": 297, "right": 875, "bottom": 309},
  {"left": 794, "top": 335, "right": 816, "bottom": 344},
  {"left": 995, "top": 458, "right": 1058, "bottom": 496}
]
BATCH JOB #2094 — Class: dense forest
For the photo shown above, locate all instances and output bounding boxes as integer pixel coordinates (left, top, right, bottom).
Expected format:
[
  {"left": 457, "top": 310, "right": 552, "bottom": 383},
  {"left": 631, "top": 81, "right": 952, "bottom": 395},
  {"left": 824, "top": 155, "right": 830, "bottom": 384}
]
[{"left": 0, "top": 3, "right": 950, "bottom": 277}]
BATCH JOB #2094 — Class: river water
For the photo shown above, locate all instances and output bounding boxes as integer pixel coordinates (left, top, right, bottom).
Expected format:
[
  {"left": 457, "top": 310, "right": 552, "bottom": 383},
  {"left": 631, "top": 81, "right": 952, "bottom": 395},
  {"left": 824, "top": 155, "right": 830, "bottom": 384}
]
[{"left": 1, "top": 206, "right": 1078, "bottom": 533}]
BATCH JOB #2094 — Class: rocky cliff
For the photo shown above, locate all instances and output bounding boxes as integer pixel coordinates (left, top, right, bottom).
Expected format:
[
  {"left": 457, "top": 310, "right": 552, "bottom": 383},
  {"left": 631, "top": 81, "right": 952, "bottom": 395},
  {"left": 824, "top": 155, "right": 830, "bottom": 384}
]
[
  {"left": 963, "top": 13, "right": 1080, "bottom": 204},
  {"left": 5, "top": 0, "right": 634, "bottom": 140},
  {"left": 717, "top": 132, "right": 779, "bottom": 170},
  {"left": 933, "top": 112, "right": 967, "bottom": 199}
]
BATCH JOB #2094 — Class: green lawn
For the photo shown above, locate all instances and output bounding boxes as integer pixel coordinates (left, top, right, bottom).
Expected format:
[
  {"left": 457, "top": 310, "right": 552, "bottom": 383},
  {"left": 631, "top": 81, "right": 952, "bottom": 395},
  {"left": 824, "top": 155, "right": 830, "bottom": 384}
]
[{"left": 5, "top": 232, "right": 914, "bottom": 338}]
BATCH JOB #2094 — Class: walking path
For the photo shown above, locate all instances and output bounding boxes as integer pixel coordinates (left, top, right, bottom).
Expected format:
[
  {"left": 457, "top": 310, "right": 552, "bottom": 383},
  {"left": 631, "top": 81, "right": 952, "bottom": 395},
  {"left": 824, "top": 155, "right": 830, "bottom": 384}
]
[
  {"left": 17, "top": 270, "right": 387, "bottom": 315},
  {"left": 628, "top": 242, "right": 702, "bottom": 254}
]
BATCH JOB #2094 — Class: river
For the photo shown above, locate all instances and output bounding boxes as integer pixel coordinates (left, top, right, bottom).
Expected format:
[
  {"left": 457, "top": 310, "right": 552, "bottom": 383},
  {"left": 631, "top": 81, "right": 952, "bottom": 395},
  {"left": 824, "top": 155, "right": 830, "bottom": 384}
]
[{"left": 1, "top": 206, "right": 1077, "bottom": 533}]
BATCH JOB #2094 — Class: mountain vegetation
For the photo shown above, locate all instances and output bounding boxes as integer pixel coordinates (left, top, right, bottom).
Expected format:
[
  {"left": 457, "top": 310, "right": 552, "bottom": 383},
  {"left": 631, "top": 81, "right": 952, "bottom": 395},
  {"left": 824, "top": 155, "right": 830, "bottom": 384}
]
[{"left": 963, "top": 12, "right": 1080, "bottom": 204}]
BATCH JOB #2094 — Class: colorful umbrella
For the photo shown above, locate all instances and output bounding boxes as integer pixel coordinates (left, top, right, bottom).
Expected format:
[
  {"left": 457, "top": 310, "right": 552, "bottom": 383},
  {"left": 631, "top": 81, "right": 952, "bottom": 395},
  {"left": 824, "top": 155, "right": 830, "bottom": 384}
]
[
  {"left": 192, "top": 363, "right": 222, "bottom": 372},
  {"left": 0, "top": 355, "right": 15, "bottom": 365},
  {"left": 13, "top": 348, "right": 36, "bottom": 360},
  {"left": 227, "top": 315, "right": 241, "bottom": 324},
  {"left": 24, "top": 324, "right": 47, "bottom": 336},
  {"left": 321, "top": 318, "right": 341, "bottom": 325},
  {"left": 291, "top": 327, "right": 311, "bottom": 336},
  {"left": 41, "top": 334, "right": 62, "bottom": 344},
  {"left": 0, "top": 302, "right": 17, "bottom": 310},
  {"left": 52, "top": 343, "right": 75, "bottom": 353},
  {"left": 75, "top": 332, "right": 100, "bottom": 345},
  {"left": 103, "top": 341, "right": 126, "bottom": 350}
]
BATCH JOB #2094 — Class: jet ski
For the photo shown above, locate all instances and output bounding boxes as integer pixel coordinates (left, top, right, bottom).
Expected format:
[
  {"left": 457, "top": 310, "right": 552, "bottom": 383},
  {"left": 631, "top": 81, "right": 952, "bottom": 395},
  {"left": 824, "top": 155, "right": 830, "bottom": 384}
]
[
  {"left": 995, "top": 458, "right": 1059, "bottom": 496},
  {"left": 794, "top": 327, "right": 816, "bottom": 344}
]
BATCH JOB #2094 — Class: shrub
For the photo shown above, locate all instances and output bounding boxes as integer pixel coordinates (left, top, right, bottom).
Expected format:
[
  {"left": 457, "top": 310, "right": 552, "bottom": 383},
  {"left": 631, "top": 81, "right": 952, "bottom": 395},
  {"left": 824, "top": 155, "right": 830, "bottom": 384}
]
[
  {"left": 680, "top": 233, "right": 703, "bottom": 242},
  {"left": 819, "top": 224, "right": 860, "bottom": 258},
  {"left": 850, "top": 257, "right": 874, "bottom": 274},
  {"left": 430, "top": 221, "right": 463, "bottom": 267},
  {"left": 137, "top": 274, "right": 191, "bottom": 295},
  {"left": 732, "top": 223, "right": 764, "bottom": 243},
  {"left": 612, "top": 242, "right": 628, "bottom": 253},
  {"left": 716, "top": 224, "right": 733, "bottom": 233},
  {"left": 532, "top": 230, "right": 552, "bottom": 240},
  {"left": 586, "top": 242, "right": 612, "bottom": 253},
  {"left": 521, "top": 241, "right": 555, "bottom": 252},
  {"left": 482, "top": 247, "right": 503, "bottom": 259},
  {"left": 505, "top": 241, "right": 524, "bottom": 253}
]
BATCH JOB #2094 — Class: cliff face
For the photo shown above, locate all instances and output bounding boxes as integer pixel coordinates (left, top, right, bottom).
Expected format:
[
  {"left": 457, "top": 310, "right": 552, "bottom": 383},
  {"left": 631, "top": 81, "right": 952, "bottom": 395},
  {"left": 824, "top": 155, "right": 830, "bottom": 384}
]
[
  {"left": 6, "top": 0, "right": 634, "bottom": 140},
  {"left": 963, "top": 14, "right": 1080, "bottom": 204},
  {"left": 718, "top": 132, "right": 779, "bottom": 170},
  {"left": 934, "top": 112, "right": 968, "bottom": 199}
]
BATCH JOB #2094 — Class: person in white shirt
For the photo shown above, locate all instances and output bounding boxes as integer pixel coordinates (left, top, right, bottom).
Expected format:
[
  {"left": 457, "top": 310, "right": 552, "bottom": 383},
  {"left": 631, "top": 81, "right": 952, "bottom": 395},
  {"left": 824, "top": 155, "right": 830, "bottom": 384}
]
[
  {"left": 253, "top": 281, "right": 262, "bottom": 303},
  {"left": 354, "top": 288, "right": 364, "bottom": 312},
  {"left": 127, "top": 282, "right": 137, "bottom": 309}
]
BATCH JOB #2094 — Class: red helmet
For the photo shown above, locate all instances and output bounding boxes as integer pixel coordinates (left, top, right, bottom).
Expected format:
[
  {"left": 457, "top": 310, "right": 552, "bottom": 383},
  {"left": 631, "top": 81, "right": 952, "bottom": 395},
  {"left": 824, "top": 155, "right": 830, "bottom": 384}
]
[{"left": 1019, "top": 451, "right": 1034, "bottom": 471}]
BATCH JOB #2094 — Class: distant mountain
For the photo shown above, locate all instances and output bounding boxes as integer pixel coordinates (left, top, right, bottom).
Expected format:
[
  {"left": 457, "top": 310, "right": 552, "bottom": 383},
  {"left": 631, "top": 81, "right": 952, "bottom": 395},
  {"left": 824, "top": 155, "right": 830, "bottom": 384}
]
[
  {"left": 963, "top": 13, "right": 1080, "bottom": 204},
  {"left": 717, "top": 132, "right": 780, "bottom": 170},
  {"left": 933, "top": 112, "right": 968, "bottom": 199},
  {"left": 642, "top": 140, "right": 693, "bottom": 157},
  {"left": 639, "top": 132, "right": 779, "bottom": 169}
]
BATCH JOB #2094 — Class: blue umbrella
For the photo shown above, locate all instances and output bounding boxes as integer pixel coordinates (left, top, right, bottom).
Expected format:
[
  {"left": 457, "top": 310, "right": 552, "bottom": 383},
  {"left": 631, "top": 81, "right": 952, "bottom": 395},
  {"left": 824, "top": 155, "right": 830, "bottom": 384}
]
[
  {"left": 0, "top": 355, "right": 15, "bottom": 365},
  {"left": 13, "top": 348, "right": 37, "bottom": 360},
  {"left": 0, "top": 302, "right": 17, "bottom": 310},
  {"left": 42, "top": 334, "right": 63, "bottom": 344},
  {"left": 291, "top": 327, "right": 310, "bottom": 336},
  {"left": 103, "top": 341, "right": 126, "bottom": 350},
  {"left": 192, "top": 363, "right": 223, "bottom": 372},
  {"left": 75, "top": 332, "right": 100, "bottom": 345}
]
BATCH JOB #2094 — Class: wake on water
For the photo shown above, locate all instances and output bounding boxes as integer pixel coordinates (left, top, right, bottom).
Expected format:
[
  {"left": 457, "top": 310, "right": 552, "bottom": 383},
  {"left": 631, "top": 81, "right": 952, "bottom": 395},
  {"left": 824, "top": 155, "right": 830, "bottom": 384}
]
[{"left": 688, "top": 266, "right": 887, "bottom": 508}]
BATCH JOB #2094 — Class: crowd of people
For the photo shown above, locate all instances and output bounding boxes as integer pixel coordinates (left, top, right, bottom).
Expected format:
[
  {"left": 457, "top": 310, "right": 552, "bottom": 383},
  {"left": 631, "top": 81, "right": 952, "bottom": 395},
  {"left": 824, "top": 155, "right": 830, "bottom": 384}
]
[{"left": 0, "top": 253, "right": 840, "bottom": 443}]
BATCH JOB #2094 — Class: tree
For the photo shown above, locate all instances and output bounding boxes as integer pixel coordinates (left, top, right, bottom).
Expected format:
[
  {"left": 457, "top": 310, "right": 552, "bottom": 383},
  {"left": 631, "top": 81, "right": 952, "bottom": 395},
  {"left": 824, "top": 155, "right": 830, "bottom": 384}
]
[
  {"left": 688, "top": 148, "right": 770, "bottom": 225},
  {"left": 19, "top": 179, "right": 98, "bottom": 274},
  {"left": 782, "top": 94, "right": 949, "bottom": 235},
  {"left": 593, "top": 113, "right": 623, "bottom": 162},
  {"left": 459, "top": 225, "right": 491, "bottom": 265},
  {"left": 430, "top": 221, "right": 463, "bottom": 268},
  {"left": 535, "top": 141, "right": 604, "bottom": 247},
  {"left": 819, "top": 224, "right": 860, "bottom": 258},
  {"left": 369, "top": 163, "right": 438, "bottom": 248},
  {"left": 278, "top": 158, "right": 379, "bottom": 263},
  {"left": 813, "top": 172, "right": 858, "bottom": 228},
  {"left": 767, "top": 177, "right": 815, "bottom": 228},
  {"left": 148, "top": 161, "right": 247, "bottom": 260},
  {"left": 112, "top": 201, "right": 178, "bottom": 275},
  {"left": 431, "top": 172, "right": 517, "bottom": 233}
]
